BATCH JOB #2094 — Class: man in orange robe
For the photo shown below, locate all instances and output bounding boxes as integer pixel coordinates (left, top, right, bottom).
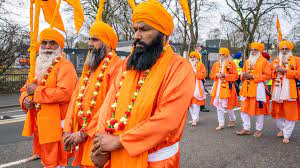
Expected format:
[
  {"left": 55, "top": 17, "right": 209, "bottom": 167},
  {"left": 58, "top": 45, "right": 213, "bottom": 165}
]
[
  {"left": 19, "top": 28, "right": 78, "bottom": 167},
  {"left": 210, "top": 48, "right": 239, "bottom": 130},
  {"left": 63, "top": 21, "right": 121, "bottom": 167},
  {"left": 237, "top": 42, "right": 271, "bottom": 138},
  {"left": 270, "top": 40, "right": 300, "bottom": 144},
  {"left": 188, "top": 51, "right": 207, "bottom": 126},
  {"left": 90, "top": 1, "right": 195, "bottom": 167}
]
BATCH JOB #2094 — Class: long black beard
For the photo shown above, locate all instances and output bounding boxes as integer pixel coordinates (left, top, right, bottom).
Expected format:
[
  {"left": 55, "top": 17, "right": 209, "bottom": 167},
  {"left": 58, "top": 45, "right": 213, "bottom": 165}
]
[
  {"left": 127, "top": 33, "right": 164, "bottom": 71},
  {"left": 86, "top": 45, "right": 107, "bottom": 71}
]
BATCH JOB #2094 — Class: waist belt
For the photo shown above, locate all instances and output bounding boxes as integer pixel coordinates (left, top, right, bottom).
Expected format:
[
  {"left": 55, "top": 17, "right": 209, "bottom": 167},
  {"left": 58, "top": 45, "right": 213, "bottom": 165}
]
[{"left": 148, "top": 142, "right": 179, "bottom": 162}]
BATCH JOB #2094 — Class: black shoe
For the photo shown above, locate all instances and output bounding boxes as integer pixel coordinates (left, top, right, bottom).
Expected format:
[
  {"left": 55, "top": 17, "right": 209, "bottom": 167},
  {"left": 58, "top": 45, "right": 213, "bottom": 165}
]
[{"left": 200, "top": 107, "right": 210, "bottom": 112}]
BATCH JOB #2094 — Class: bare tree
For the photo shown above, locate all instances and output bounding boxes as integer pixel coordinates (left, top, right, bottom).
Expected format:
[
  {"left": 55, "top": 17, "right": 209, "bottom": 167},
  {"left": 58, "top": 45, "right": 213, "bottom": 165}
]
[
  {"left": 222, "top": 0, "right": 300, "bottom": 59},
  {"left": 168, "top": 0, "right": 217, "bottom": 54},
  {"left": 65, "top": 0, "right": 134, "bottom": 41},
  {"left": 65, "top": 31, "right": 79, "bottom": 49},
  {"left": 0, "top": 0, "right": 30, "bottom": 75}
]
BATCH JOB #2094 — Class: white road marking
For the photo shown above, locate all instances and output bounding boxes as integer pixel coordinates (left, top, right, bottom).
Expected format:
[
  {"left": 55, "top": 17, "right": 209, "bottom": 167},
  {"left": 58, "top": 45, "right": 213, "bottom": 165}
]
[
  {"left": 0, "top": 158, "right": 29, "bottom": 168},
  {"left": 0, "top": 114, "right": 26, "bottom": 125},
  {"left": 0, "top": 109, "right": 23, "bottom": 114},
  {"left": 233, "top": 107, "right": 241, "bottom": 111}
]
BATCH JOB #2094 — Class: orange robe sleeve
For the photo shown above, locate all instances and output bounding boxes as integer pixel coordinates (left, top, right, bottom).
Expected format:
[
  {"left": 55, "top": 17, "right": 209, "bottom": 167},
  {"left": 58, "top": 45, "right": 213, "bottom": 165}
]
[
  {"left": 224, "top": 62, "right": 239, "bottom": 81},
  {"left": 294, "top": 57, "right": 300, "bottom": 80},
  {"left": 286, "top": 57, "right": 300, "bottom": 79},
  {"left": 240, "top": 61, "right": 247, "bottom": 81},
  {"left": 19, "top": 77, "right": 30, "bottom": 111},
  {"left": 33, "top": 61, "right": 78, "bottom": 104},
  {"left": 63, "top": 82, "right": 80, "bottom": 133},
  {"left": 270, "top": 61, "right": 277, "bottom": 79},
  {"left": 253, "top": 59, "right": 271, "bottom": 83},
  {"left": 196, "top": 63, "right": 206, "bottom": 80},
  {"left": 119, "top": 60, "right": 195, "bottom": 156},
  {"left": 209, "top": 63, "right": 218, "bottom": 81}
]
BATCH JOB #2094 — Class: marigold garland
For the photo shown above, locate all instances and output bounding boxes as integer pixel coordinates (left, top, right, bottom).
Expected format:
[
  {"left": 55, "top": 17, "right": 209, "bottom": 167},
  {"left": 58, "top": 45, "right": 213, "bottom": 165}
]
[
  {"left": 105, "top": 69, "right": 150, "bottom": 133},
  {"left": 35, "top": 56, "right": 62, "bottom": 110},
  {"left": 76, "top": 53, "right": 113, "bottom": 132}
]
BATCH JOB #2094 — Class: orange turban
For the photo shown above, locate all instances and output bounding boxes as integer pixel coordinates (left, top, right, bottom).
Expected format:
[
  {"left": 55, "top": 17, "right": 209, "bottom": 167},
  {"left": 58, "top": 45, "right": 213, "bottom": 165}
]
[
  {"left": 250, "top": 42, "right": 264, "bottom": 52},
  {"left": 132, "top": 0, "right": 174, "bottom": 36},
  {"left": 189, "top": 51, "right": 201, "bottom": 60},
  {"left": 219, "top": 48, "right": 230, "bottom": 57},
  {"left": 279, "top": 40, "right": 294, "bottom": 50},
  {"left": 39, "top": 28, "right": 65, "bottom": 49},
  {"left": 89, "top": 21, "right": 118, "bottom": 50}
]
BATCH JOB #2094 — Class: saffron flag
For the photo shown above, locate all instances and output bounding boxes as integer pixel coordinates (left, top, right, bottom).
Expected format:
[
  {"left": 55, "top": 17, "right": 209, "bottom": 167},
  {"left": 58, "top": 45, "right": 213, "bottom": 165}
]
[
  {"left": 41, "top": 0, "right": 65, "bottom": 32},
  {"left": 276, "top": 16, "right": 282, "bottom": 42},
  {"left": 64, "top": 0, "right": 84, "bottom": 34},
  {"left": 179, "top": 0, "right": 192, "bottom": 25}
]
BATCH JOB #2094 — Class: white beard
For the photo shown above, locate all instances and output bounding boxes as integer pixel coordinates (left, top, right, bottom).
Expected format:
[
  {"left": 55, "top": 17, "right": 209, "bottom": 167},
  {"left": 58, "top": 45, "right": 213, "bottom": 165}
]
[
  {"left": 35, "top": 47, "right": 62, "bottom": 80},
  {"left": 249, "top": 52, "right": 260, "bottom": 66},
  {"left": 279, "top": 51, "right": 292, "bottom": 64}
]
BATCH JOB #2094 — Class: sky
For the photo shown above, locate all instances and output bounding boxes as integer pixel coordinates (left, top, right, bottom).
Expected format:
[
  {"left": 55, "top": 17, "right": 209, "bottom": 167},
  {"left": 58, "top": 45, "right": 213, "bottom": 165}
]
[{"left": 3, "top": 0, "right": 297, "bottom": 42}]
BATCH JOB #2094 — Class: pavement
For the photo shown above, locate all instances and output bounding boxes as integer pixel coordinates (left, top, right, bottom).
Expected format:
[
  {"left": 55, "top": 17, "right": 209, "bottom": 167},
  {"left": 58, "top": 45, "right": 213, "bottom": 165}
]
[
  {"left": 0, "top": 93, "right": 20, "bottom": 107},
  {"left": 0, "top": 86, "right": 299, "bottom": 168}
]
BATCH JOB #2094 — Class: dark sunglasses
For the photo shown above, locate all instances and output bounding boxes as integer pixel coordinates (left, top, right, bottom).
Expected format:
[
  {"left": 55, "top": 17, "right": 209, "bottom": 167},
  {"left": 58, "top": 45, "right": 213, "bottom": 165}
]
[
  {"left": 41, "top": 40, "right": 57, "bottom": 46},
  {"left": 89, "top": 37, "right": 100, "bottom": 42},
  {"left": 280, "top": 48, "right": 290, "bottom": 51}
]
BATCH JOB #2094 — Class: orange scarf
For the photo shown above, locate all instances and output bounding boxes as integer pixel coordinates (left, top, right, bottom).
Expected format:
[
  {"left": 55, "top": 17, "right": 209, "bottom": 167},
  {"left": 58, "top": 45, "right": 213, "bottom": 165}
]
[
  {"left": 240, "top": 56, "right": 264, "bottom": 98},
  {"left": 195, "top": 62, "right": 204, "bottom": 98},
  {"left": 210, "top": 60, "right": 231, "bottom": 98},
  {"left": 73, "top": 52, "right": 118, "bottom": 132},
  {"left": 109, "top": 44, "right": 173, "bottom": 168}
]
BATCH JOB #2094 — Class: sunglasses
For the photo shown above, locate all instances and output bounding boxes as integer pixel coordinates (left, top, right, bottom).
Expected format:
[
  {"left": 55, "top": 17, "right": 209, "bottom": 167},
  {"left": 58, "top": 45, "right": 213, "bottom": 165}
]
[
  {"left": 280, "top": 48, "right": 289, "bottom": 51},
  {"left": 89, "top": 37, "right": 100, "bottom": 42},
  {"left": 41, "top": 40, "right": 57, "bottom": 46}
]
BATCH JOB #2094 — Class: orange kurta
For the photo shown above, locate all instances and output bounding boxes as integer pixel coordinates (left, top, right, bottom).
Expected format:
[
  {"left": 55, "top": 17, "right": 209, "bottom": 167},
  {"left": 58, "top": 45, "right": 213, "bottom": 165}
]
[
  {"left": 270, "top": 56, "right": 300, "bottom": 121},
  {"left": 96, "top": 47, "right": 195, "bottom": 168},
  {"left": 191, "top": 62, "right": 206, "bottom": 106},
  {"left": 240, "top": 56, "right": 271, "bottom": 116},
  {"left": 210, "top": 60, "right": 239, "bottom": 110},
  {"left": 64, "top": 54, "right": 121, "bottom": 167},
  {"left": 19, "top": 57, "right": 78, "bottom": 167}
]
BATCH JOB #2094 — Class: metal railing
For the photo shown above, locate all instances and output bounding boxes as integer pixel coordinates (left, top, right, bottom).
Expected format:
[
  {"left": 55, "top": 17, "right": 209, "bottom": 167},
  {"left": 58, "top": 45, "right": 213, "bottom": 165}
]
[{"left": 0, "top": 74, "right": 28, "bottom": 92}]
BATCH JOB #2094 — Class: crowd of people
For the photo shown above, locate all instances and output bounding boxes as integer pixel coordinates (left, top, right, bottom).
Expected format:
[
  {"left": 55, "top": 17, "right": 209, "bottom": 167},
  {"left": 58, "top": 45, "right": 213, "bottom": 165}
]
[
  {"left": 188, "top": 41, "right": 299, "bottom": 144},
  {"left": 17, "top": 0, "right": 298, "bottom": 168}
]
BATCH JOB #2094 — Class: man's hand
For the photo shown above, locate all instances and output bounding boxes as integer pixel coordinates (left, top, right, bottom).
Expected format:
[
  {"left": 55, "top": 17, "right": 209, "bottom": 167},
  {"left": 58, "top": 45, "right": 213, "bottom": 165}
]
[
  {"left": 64, "top": 132, "right": 87, "bottom": 148},
  {"left": 26, "top": 83, "right": 38, "bottom": 96},
  {"left": 275, "top": 66, "right": 287, "bottom": 73},
  {"left": 23, "top": 97, "right": 34, "bottom": 110},
  {"left": 242, "top": 73, "right": 254, "bottom": 80},
  {"left": 91, "top": 133, "right": 122, "bottom": 155},
  {"left": 216, "top": 73, "right": 226, "bottom": 78},
  {"left": 63, "top": 132, "right": 72, "bottom": 151},
  {"left": 91, "top": 152, "right": 110, "bottom": 168}
]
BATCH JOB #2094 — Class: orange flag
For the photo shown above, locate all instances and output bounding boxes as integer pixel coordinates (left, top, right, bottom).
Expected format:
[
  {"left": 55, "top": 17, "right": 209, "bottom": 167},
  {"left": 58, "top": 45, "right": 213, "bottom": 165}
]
[
  {"left": 128, "top": 0, "right": 136, "bottom": 10},
  {"left": 276, "top": 16, "right": 282, "bottom": 42},
  {"left": 179, "top": 0, "right": 192, "bottom": 25},
  {"left": 23, "top": 0, "right": 42, "bottom": 137},
  {"left": 41, "top": 0, "right": 65, "bottom": 32},
  {"left": 64, "top": 0, "right": 84, "bottom": 34},
  {"left": 96, "top": 0, "right": 106, "bottom": 21}
]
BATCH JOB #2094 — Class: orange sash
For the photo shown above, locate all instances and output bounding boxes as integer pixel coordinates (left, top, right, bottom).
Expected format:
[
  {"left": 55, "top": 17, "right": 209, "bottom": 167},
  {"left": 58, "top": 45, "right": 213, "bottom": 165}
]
[
  {"left": 22, "top": 57, "right": 64, "bottom": 144},
  {"left": 240, "top": 56, "right": 264, "bottom": 98},
  {"left": 72, "top": 52, "right": 118, "bottom": 132},
  {"left": 109, "top": 44, "right": 173, "bottom": 168},
  {"left": 210, "top": 61, "right": 231, "bottom": 98}
]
